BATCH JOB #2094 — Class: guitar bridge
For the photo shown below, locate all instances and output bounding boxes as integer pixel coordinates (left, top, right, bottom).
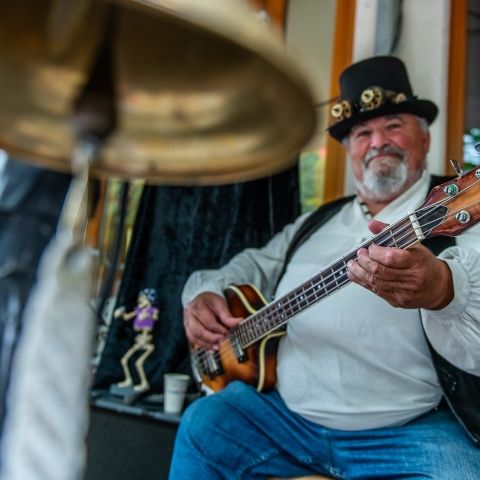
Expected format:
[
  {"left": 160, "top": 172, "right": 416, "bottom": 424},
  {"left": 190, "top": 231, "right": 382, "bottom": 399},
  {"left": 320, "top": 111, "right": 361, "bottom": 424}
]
[{"left": 191, "top": 347, "right": 224, "bottom": 380}]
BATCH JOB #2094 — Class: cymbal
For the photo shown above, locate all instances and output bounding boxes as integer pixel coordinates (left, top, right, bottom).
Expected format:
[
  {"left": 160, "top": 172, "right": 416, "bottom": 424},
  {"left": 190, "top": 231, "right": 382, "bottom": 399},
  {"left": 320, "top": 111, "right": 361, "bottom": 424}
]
[{"left": 0, "top": 0, "right": 316, "bottom": 185}]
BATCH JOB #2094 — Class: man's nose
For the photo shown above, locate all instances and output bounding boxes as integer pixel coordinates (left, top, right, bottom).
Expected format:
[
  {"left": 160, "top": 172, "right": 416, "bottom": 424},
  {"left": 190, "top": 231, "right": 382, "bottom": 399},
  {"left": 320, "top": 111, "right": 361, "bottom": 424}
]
[{"left": 369, "top": 128, "right": 391, "bottom": 149}]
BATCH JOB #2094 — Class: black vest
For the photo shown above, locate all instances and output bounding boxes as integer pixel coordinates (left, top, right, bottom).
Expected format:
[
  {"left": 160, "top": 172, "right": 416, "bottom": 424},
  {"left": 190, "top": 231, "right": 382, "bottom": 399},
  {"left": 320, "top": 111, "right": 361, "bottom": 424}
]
[{"left": 277, "top": 176, "right": 480, "bottom": 444}]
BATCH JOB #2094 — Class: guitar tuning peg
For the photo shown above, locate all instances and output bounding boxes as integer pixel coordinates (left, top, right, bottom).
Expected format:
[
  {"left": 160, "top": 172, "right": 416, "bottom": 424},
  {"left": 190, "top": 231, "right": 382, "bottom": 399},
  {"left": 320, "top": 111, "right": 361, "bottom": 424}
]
[{"left": 450, "top": 159, "right": 465, "bottom": 176}]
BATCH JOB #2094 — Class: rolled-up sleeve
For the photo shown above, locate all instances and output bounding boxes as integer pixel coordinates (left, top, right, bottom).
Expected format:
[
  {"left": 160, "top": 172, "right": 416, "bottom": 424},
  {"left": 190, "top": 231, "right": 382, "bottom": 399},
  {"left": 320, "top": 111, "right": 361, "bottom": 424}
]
[
  {"left": 421, "top": 246, "right": 480, "bottom": 374},
  {"left": 181, "top": 213, "right": 310, "bottom": 306}
]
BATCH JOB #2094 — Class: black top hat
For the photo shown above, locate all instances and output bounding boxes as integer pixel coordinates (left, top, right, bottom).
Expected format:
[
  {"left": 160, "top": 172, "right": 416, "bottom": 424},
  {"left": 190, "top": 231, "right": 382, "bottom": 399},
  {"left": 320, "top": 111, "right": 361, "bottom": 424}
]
[{"left": 327, "top": 56, "right": 438, "bottom": 142}]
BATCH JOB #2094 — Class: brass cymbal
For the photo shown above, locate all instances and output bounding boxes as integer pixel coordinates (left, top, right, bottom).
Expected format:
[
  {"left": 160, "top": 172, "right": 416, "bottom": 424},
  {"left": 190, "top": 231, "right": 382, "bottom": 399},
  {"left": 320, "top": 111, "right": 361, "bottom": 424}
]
[{"left": 0, "top": 0, "right": 316, "bottom": 185}]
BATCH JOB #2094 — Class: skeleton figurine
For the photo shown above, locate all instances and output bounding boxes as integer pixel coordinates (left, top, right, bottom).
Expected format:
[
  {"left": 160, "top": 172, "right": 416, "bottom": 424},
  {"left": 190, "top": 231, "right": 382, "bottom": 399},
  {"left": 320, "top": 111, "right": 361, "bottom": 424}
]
[{"left": 114, "top": 288, "right": 159, "bottom": 393}]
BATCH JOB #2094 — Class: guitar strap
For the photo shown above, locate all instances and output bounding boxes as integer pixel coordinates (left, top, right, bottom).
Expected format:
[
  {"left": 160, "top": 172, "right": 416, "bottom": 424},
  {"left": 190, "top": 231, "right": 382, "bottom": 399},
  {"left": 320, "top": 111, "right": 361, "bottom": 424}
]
[{"left": 274, "top": 175, "right": 480, "bottom": 444}]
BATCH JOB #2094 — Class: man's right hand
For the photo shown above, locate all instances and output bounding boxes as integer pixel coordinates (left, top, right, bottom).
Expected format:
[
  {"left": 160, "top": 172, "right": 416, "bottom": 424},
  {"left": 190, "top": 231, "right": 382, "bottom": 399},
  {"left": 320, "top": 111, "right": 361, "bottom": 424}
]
[{"left": 183, "top": 292, "right": 243, "bottom": 351}]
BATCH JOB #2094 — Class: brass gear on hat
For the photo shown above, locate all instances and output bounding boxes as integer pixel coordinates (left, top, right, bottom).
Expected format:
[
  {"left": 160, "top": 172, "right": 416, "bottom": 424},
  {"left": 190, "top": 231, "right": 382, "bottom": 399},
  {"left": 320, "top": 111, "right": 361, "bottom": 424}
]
[
  {"left": 330, "top": 100, "right": 352, "bottom": 122},
  {"left": 360, "top": 86, "right": 385, "bottom": 110}
]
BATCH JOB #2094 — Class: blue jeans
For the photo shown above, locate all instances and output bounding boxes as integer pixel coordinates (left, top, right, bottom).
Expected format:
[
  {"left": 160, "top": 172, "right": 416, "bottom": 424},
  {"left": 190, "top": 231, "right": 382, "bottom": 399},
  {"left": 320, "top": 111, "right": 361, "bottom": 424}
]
[{"left": 169, "top": 381, "right": 480, "bottom": 479}]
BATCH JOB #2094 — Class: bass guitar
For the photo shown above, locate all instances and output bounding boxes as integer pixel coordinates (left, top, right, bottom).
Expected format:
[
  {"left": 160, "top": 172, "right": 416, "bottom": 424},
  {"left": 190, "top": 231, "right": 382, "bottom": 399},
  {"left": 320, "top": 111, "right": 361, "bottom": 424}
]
[{"left": 191, "top": 166, "right": 480, "bottom": 393}]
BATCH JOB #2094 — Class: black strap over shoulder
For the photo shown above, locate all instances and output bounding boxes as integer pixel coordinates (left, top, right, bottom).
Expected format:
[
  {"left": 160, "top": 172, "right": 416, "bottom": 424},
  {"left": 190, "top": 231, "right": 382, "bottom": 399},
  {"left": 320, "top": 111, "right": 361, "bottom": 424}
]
[
  {"left": 273, "top": 195, "right": 354, "bottom": 295},
  {"left": 284, "top": 195, "right": 355, "bottom": 270},
  {"left": 274, "top": 175, "right": 456, "bottom": 295}
]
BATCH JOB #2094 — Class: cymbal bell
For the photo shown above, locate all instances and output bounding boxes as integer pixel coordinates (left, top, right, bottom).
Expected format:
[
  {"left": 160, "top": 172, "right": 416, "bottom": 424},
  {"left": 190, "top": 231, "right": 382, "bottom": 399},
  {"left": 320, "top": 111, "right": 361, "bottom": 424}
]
[{"left": 0, "top": 0, "right": 316, "bottom": 185}]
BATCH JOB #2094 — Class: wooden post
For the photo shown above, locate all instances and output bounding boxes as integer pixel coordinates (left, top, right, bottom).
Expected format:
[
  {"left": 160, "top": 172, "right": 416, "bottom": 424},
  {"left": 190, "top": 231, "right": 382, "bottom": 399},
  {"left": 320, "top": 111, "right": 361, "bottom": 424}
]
[
  {"left": 445, "top": 0, "right": 467, "bottom": 174},
  {"left": 324, "top": 0, "right": 356, "bottom": 202}
]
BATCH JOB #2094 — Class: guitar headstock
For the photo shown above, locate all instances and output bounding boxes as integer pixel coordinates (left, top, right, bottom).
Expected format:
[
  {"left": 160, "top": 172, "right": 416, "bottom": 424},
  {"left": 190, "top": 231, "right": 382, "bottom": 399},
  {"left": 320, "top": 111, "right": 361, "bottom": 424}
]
[{"left": 422, "top": 166, "right": 480, "bottom": 237}]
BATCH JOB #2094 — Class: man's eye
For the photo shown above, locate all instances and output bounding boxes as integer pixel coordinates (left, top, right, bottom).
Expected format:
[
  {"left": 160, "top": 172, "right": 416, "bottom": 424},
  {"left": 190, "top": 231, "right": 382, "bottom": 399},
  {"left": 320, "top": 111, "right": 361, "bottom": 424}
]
[
  {"left": 386, "top": 122, "right": 402, "bottom": 130},
  {"left": 353, "top": 129, "right": 370, "bottom": 138}
]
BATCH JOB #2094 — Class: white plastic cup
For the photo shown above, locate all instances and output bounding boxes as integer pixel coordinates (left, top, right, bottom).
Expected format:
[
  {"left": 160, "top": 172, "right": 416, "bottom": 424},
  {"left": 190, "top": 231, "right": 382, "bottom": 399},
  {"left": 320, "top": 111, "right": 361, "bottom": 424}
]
[{"left": 163, "top": 373, "right": 190, "bottom": 414}]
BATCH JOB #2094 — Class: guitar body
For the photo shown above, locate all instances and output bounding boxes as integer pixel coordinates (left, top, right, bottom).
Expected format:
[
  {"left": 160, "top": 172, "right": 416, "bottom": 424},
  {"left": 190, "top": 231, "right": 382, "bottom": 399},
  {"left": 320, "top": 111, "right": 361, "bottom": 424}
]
[{"left": 191, "top": 284, "right": 284, "bottom": 393}]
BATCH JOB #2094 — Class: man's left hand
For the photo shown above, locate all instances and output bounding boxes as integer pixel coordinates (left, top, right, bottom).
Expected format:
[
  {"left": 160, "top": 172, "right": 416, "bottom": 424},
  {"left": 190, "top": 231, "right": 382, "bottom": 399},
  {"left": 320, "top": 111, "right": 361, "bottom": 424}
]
[{"left": 346, "top": 219, "right": 454, "bottom": 310}]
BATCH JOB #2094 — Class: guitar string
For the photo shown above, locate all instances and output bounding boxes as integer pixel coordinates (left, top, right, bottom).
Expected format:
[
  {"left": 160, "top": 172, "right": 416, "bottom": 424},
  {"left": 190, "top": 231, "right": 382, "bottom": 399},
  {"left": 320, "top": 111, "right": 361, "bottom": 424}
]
[
  {"left": 193, "top": 180, "right": 480, "bottom": 367},
  {"left": 193, "top": 189, "right": 480, "bottom": 367}
]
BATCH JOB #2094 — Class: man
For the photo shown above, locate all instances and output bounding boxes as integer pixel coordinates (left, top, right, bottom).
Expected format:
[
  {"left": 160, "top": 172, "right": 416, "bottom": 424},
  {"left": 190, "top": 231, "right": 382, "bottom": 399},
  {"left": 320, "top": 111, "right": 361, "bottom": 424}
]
[{"left": 169, "top": 56, "right": 480, "bottom": 479}]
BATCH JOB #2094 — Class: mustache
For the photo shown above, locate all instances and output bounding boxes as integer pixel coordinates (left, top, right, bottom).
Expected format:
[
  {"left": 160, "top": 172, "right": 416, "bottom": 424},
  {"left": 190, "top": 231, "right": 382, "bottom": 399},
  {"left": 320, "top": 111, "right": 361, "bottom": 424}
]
[{"left": 363, "top": 146, "right": 406, "bottom": 168}]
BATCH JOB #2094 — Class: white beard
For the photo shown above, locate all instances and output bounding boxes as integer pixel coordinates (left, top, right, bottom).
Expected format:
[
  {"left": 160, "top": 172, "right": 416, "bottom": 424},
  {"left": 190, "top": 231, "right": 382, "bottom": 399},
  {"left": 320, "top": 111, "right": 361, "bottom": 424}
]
[{"left": 357, "top": 157, "right": 408, "bottom": 201}]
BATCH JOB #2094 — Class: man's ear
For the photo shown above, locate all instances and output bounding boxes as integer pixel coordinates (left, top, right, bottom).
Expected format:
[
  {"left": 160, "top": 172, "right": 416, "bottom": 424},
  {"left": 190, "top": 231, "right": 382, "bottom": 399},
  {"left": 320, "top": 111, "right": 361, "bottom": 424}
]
[{"left": 423, "top": 130, "right": 431, "bottom": 154}]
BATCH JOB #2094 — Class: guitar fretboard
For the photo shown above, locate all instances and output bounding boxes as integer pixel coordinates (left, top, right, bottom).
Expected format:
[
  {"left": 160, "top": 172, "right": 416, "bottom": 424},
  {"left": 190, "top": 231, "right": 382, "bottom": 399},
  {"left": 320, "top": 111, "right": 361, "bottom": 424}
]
[{"left": 233, "top": 204, "right": 447, "bottom": 348}]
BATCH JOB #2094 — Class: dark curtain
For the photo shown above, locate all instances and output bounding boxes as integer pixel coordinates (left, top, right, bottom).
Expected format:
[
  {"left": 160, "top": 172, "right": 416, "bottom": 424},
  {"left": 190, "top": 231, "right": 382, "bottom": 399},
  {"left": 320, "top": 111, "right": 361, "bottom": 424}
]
[{"left": 93, "top": 165, "right": 300, "bottom": 393}]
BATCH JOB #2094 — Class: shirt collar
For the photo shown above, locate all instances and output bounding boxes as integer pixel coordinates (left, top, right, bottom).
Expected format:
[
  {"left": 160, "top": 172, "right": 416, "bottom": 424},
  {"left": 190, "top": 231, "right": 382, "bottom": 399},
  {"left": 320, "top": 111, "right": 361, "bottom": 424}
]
[{"left": 355, "top": 170, "right": 431, "bottom": 223}]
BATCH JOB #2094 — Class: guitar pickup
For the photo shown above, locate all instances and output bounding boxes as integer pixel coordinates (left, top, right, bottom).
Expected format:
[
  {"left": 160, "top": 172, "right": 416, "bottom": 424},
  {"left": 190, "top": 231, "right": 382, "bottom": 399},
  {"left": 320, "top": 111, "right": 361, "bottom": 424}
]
[
  {"left": 231, "top": 334, "right": 248, "bottom": 363},
  {"left": 205, "top": 350, "right": 224, "bottom": 378}
]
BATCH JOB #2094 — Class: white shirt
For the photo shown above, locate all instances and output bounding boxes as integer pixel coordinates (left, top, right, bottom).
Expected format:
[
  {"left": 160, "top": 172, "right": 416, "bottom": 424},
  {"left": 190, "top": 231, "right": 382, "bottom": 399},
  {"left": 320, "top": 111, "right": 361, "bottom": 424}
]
[{"left": 183, "top": 171, "right": 480, "bottom": 430}]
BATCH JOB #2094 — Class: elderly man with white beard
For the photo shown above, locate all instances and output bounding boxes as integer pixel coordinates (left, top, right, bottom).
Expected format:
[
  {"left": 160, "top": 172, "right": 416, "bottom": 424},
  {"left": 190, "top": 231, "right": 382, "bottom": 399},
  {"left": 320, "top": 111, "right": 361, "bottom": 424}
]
[{"left": 169, "top": 56, "right": 480, "bottom": 480}]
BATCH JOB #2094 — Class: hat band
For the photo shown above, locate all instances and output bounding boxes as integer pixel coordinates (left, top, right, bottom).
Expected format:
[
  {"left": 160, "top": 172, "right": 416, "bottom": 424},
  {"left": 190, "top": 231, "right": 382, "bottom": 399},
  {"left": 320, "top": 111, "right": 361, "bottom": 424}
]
[{"left": 329, "top": 86, "right": 414, "bottom": 125}]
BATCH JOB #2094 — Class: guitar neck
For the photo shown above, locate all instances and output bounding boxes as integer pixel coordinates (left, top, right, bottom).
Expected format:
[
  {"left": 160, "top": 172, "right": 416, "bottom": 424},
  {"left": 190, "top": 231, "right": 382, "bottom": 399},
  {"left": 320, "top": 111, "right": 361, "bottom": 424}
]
[{"left": 234, "top": 203, "right": 448, "bottom": 348}]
